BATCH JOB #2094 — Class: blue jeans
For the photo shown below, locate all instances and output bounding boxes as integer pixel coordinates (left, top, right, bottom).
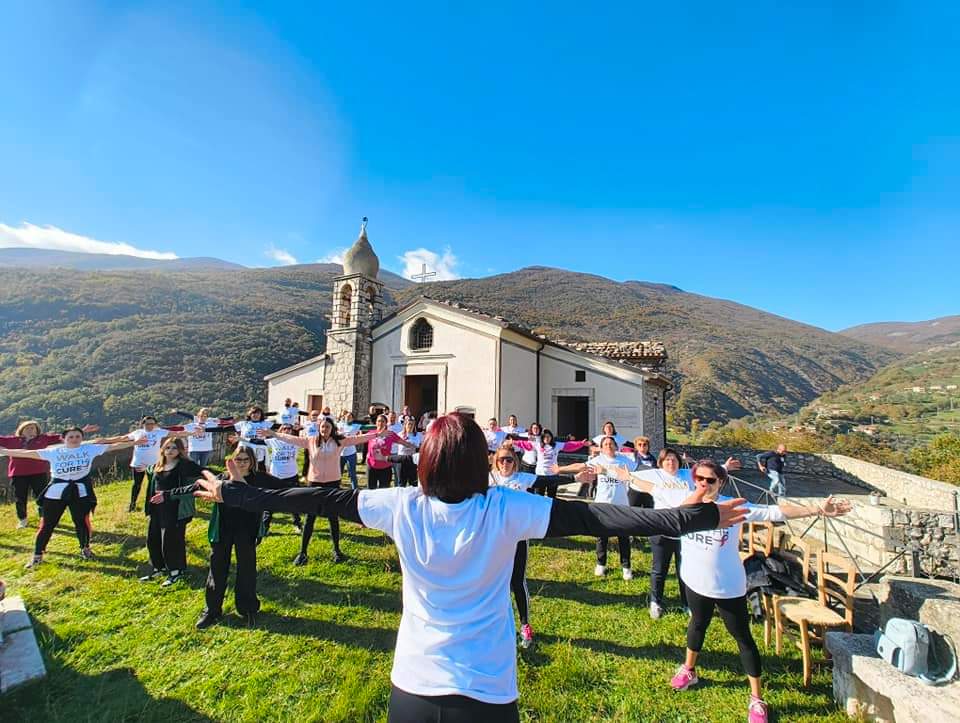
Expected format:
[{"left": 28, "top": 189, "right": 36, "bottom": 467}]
[
  {"left": 340, "top": 453, "right": 358, "bottom": 490},
  {"left": 767, "top": 470, "right": 785, "bottom": 496},
  {"left": 189, "top": 451, "right": 212, "bottom": 468}
]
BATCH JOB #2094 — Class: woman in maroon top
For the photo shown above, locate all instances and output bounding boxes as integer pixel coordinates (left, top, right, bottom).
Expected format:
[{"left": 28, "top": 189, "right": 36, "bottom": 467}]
[
  {"left": 366, "top": 414, "right": 415, "bottom": 490},
  {"left": 1, "top": 420, "right": 98, "bottom": 529}
]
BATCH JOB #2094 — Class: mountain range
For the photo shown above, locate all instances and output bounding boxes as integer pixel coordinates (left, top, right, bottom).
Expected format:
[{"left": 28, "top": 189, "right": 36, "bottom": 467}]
[
  {"left": 0, "top": 250, "right": 903, "bottom": 434},
  {"left": 840, "top": 316, "right": 960, "bottom": 354}
]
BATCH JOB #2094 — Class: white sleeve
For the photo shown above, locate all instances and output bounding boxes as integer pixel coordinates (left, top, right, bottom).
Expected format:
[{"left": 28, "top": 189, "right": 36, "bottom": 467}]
[
  {"left": 127, "top": 431, "right": 142, "bottom": 441},
  {"left": 159, "top": 428, "right": 171, "bottom": 440},
  {"left": 89, "top": 444, "right": 109, "bottom": 458},
  {"left": 504, "top": 489, "right": 553, "bottom": 540},
  {"left": 651, "top": 486, "right": 690, "bottom": 509},
  {"left": 35, "top": 448, "right": 58, "bottom": 463},
  {"left": 357, "top": 488, "right": 402, "bottom": 538},
  {"left": 744, "top": 503, "right": 787, "bottom": 523}
]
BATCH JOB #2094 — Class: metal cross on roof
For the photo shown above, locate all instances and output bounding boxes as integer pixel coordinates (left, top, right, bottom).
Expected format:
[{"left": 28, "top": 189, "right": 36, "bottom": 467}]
[{"left": 412, "top": 263, "right": 437, "bottom": 284}]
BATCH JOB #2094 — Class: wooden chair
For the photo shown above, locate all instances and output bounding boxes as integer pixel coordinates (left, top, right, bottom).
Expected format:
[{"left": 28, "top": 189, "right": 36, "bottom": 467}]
[
  {"left": 773, "top": 551, "right": 856, "bottom": 686},
  {"left": 739, "top": 521, "right": 775, "bottom": 561},
  {"left": 762, "top": 535, "right": 817, "bottom": 648}
]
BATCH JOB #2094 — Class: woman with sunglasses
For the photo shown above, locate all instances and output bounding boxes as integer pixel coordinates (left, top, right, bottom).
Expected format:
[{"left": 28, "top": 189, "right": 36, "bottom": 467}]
[
  {"left": 608, "top": 458, "right": 851, "bottom": 723},
  {"left": 144, "top": 437, "right": 206, "bottom": 586},
  {"left": 158, "top": 447, "right": 287, "bottom": 628},
  {"left": 189, "top": 413, "right": 748, "bottom": 722},
  {"left": 259, "top": 419, "right": 375, "bottom": 565},
  {"left": 489, "top": 444, "right": 539, "bottom": 649}
]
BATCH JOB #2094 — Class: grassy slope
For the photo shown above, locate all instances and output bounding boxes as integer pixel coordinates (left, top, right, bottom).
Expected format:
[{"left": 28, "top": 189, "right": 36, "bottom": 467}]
[{"left": 1, "top": 478, "right": 844, "bottom": 722}]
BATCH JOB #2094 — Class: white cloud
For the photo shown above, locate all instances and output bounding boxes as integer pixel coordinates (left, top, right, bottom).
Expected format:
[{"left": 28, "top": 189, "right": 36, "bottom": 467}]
[
  {"left": 317, "top": 248, "right": 347, "bottom": 265},
  {"left": 398, "top": 247, "right": 460, "bottom": 281},
  {"left": 265, "top": 244, "right": 299, "bottom": 266},
  {"left": 0, "top": 221, "right": 178, "bottom": 259}
]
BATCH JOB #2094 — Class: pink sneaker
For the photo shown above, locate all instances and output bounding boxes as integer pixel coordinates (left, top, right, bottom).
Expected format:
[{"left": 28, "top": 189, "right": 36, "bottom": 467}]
[
  {"left": 748, "top": 696, "right": 768, "bottom": 723},
  {"left": 670, "top": 665, "right": 698, "bottom": 691},
  {"left": 519, "top": 623, "right": 534, "bottom": 649}
]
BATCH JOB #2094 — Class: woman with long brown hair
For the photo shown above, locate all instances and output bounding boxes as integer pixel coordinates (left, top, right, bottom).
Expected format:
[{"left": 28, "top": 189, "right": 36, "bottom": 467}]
[
  {"left": 190, "top": 413, "right": 748, "bottom": 722},
  {"left": 144, "top": 437, "right": 206, "bottom": 586}
]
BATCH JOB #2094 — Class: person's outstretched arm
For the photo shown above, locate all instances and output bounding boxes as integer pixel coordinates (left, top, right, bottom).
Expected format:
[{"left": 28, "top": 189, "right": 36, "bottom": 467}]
[{"left": 542, "top": 491, "right": 746, "bottom": 539}]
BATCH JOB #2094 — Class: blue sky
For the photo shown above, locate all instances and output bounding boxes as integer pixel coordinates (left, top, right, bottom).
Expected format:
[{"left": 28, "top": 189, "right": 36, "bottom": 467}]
[{"left": 1, "top": 2, "right": 957, "bottom": 331}]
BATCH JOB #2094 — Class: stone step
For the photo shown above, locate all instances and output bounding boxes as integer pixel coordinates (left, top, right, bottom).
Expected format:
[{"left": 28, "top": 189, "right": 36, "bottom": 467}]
[
  {"left": 879, "top": 576, "right": 960, "bottom": 643},
  {"left": 0, "top": 596, "right": 46, "bottom": 694},
  {"left": 826, "top": 631, "right": 960, "bottom": 722}
]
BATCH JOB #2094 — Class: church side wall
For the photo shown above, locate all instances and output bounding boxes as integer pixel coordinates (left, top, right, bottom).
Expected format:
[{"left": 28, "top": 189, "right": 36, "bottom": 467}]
[
  {"left": 499, "top": 341, "right": 537, "bottom": 425},
  {"left": 267, "top": 363, "right": 327, "bottom": 412},
  {"left": 538, "top": 353, "right": 645, "bottom": 440}
]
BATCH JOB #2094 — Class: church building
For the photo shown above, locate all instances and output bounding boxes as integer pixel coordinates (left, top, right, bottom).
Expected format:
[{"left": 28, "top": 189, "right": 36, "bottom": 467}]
[{"left": 265, "top": 221, "right": 672, "bottom": 447}]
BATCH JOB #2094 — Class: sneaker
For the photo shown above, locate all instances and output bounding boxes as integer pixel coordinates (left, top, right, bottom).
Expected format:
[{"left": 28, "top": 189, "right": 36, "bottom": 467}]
[
  {"left": 622, "top": 567, "right": 633, "bottom": 581},
  {"left": 748, "top": 696, "right": 768, "bottom": 723},
  {"left": 80, "top": 547, "right": 95, "bottom": 560},
  {"left": 293, "top": 552, "right": 308, "bottom": 566},
  {"left": 649, "top": 601, "right": 664, "bottom": 620},
  {"left": 519, "top": 623, "right": 534, "bottom": 649},
  {"left": 332, "top": 550, "right": 346, "bottom": 564},
  {"left": 594, "top": 564, "right": 606, "bottom": 577},
  {"left": 242, "top": 612, "right": 257, "bottom": 627},
  {"left": 670, "top": 664, "right": 698, "bottom": 691},
  {"left": 684, "top": 606, "right": 692, "bottom": 618},
  {"left": 195, "top": 611, "right": 222, "bottom": 630},
  {"left": 161, "top": 571, "right": 183, "bottom": 587},
  {"left": 128, "top": 502, "right": 137, "bottom": 513},
  {"left": 16, "top": 518, "right": 28, "bottom": 529},
  {"left": 25, "top": 554, "right": 43, "bottom": 569},
  {"left": 139, "top": 569, "right": 165, "bottom": 582},
  {"left": 293, "top": 524, "right": 303, "bottom": 535}
]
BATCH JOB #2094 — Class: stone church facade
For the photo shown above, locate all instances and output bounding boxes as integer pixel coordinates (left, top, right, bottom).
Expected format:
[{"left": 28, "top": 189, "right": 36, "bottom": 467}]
[{"left": 265, "top": 222, "right": 672, "bottom": 448}]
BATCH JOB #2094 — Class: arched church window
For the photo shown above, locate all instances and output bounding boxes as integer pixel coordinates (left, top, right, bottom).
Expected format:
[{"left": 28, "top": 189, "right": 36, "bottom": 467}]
[
  {"left": 339, "top": 284, "right": 353, "bottom": 326},
  {"left": 409, "top": 317, "right": 433, "bottom": 351}
]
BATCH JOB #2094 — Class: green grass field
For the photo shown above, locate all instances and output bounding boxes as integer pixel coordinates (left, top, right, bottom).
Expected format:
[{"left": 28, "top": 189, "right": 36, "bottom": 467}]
[{"left": 1, "top": 477, "right": 847, "bottom": 722}]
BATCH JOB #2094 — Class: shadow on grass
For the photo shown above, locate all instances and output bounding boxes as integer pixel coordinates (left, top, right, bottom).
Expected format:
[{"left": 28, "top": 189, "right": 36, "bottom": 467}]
[
  {"left": 526, "top": 578, "right": 643, "bottom": 606},
  {"left": 5, "top": 621, "right": 216, "bottom": 723},
  {"left": 256, "top": 567, "right": 402, "bottom": 613},
  {"left": 532, "top": 537, "right": 596, "bottom": 553},
  {"left": 217, "top": 610, "right": 398, "bottom": 652}
]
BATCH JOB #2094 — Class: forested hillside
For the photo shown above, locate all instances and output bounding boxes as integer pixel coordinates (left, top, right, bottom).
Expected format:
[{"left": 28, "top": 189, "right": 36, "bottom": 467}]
[
  {"left": 398, "top": 267, "right": 896, "bottom": 426},
  {"left": 0, "top": 263, "right": 893, "bottom": 434}
]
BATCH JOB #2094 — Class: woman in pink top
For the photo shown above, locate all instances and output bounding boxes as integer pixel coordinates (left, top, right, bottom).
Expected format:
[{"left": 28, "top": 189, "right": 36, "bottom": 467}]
[
  {"left": 366, "top": 414, "right": 416, "bottom": 490},
  {"left": 1, "top": 420, "right": 98, "bottom": 529},
  {"left": 259, "top": 419, "right": 373, "bottom": 565}
]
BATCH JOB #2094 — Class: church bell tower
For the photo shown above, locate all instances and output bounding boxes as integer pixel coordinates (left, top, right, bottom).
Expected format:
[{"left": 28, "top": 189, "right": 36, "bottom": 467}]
[{"left": 326, "top": 218, "right": 384, "bottom": 416}]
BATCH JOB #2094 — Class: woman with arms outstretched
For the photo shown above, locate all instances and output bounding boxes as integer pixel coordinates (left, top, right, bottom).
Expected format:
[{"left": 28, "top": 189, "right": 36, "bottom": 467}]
[{"left": 191, "top": 413, "right": 747, "bottom": 722}]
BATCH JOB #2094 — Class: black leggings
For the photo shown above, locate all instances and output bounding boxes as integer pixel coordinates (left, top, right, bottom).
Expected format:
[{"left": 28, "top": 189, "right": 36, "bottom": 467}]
[
  {"left": 650, "top": 536, "right": 687, "bottom": 607},
  {"left": 511, "top": 541, "right": 530, "bottom": 625},
  {"left": 398, "top": 456, "right": 418, "bottom": 486},
  {"left": 147, "top": 515, "right": 188, "bottom": 572},
  {"left": 13, "top": 473, "right": 47, "bottom": 520},
  {"left": 685, "top": 587, "right": 761, "bottom": 678},
  {"left": 300, "top": 480, "right": 341, "bottom": 556},
  {"left": 532, "top": 475, "right": 561, "bottom": 499},
  {"left": 596, "top": 536, "right": 630, "bottom": 567},
  {"left": 35, "top": 494, "right": 94, "bottom": 554},
  {"left": 131, "top": 468, "right": 147, "bottom": 508},
  {"left": 387, "top": 685, "right": 519, "bottom": 723},
  {"left": 368, "top": 465, "right": 392, "bottom": 490}
]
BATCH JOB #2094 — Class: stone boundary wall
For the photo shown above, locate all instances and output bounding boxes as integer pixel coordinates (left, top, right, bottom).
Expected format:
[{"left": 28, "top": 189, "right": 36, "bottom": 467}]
[{"left": 676, "top": 444, "right": 959, "bottom": 511}]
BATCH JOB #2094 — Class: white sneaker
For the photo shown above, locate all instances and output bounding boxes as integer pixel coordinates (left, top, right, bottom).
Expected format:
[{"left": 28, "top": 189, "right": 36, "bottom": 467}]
[
  {"left": 622, "top": 567, "right": 633, "bottom": 581},
  {"left": 594, "top": 564, "right": 606, "bottom": 577},
  {"left": 649, "top": 601, "right": 664, "bottom": 620},
  {"left": 17, "top": 518, "right": 29, "bottom": 529}
]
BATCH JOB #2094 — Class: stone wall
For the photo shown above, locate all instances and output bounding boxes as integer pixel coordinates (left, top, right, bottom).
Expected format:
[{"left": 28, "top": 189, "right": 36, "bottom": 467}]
[
  {"left": 641, "top": 387, "right": 665, "bottom": 449},
  {"left": 828, "top": 454, "right": 959, "bottom": 511}
]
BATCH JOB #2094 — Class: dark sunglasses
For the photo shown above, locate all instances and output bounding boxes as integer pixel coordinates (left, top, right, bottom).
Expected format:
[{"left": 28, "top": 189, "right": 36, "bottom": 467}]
[
  {"left": 496, "top": 457, "right": 516, "bottom": 464},
  {"left": 694, "top": 474, "right": 720, "bottom": 484}
]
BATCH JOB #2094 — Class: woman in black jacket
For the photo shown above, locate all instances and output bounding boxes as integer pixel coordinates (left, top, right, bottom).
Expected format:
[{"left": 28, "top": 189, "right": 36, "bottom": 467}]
[
  {"left": 159, "top": 446, "right": 285, "bottom": 629},
  {"left": 144, "top": 437, "right": 206, "bottom": 586}
]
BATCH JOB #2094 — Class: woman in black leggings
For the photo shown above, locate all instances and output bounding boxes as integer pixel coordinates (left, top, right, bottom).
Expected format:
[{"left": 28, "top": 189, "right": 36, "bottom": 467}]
[
  {"left": 607, "top": 457, "right": 851, "bottom": 723},
  {"left": 192, "top": 414, "right": 750, "bottom": 723}
]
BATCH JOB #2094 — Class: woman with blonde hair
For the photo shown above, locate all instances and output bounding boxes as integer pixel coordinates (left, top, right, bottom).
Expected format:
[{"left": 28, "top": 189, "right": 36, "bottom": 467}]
[{"left": 144, "top": 437, "right": 206, "bottom": 586}]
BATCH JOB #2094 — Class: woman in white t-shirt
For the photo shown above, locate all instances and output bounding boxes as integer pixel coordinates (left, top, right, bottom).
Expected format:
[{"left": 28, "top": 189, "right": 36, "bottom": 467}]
[
  {"left": 518, "top": 422, "right": 541, "bottom": 473},
  {"left": 262, "top": 424, "right": 304, "bottom": 534},
  {"left": 233, "top": 407, "right": 274, "bottom": 472},
  {"left": 501, "top": 415, "right": 526, "bottom": 437},
  {"left": 608, "top": 457, "right": 850, "bottom": 723},
  {"left": 394, "top": 417, "right": 422, "bottom": 487},
  {"left": 191, "top": 413, "right": 748, "bottom": 722},
  {"left": 172, "top": 408, "right": 232, "bottom": 468},
  {"left": 337, "top": 411, "right": 362, "bottom": 490},
  {"left": 1, "top": 427, "right": 144, "bottom": 568},
  {"left": 489, "top": 444, "right": 540, "bottom": 650},
  {"left": 591, "top": 421, "right": 626, "bottom": 452},
  {"left": 512, "top": 429, "right": 589, "bottom": 499}
]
